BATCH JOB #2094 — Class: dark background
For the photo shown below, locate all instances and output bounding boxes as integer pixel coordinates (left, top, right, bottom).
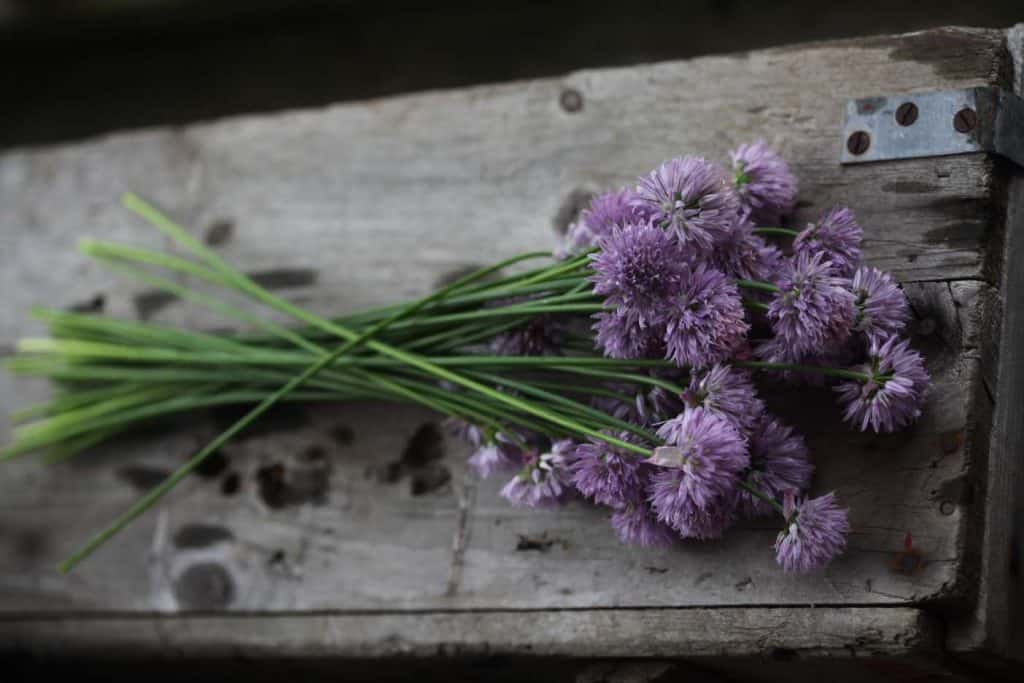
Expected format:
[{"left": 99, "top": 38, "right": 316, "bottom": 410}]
[{"left": 1, "top": 0, "right": 1021, "bottom": 150}]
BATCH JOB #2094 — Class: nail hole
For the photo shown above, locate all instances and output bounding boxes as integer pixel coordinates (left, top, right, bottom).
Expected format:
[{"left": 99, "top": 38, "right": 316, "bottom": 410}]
[{"left": 559, "top": 88, "right": 583, "bottom": 113}]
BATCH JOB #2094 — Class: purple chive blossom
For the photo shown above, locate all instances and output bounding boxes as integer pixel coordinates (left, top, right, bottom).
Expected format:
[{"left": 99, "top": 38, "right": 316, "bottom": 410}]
[
  {"left": 730, "top": 141, "right": 799, "bottom": 224},
  {"left": 565, "top": 188, "right": 644, "bottom": 254},
  {"left": 739, "top": 415, "right": 814, "bottom": 518},
  {"left": 768, "top": 251, "right": 856, "bottom": 358},
  {"left": 794, "top": 207, "right": 863, "bottom": 277},
  {"left": 647, "top": 468, "right": 739, "bottom": 540},
  {"left": 500, "top": 440, "right": 574, "bottom": 508},
  {"left": 610, "top": 502, "right": 676, "bottom": 548},
  {"left": 712, "top": 218, "right": 783, "bottom": 283},
  {"left": 591, "top": 221, "right": 688, "bottom": 328},
  {"left": 835, "top": 336, "right": 930, "bottom": 433},
  {"left": 569, "top": 438, "right": 647, "bottom": 506},
  {"left": 683, "top": 363, "right": 766, "bottom": 436},
  {"left": 490, "top": 315, "right": 561, "bottom": 356},
  {"left": 594, "top": 309, "right": 666, "bottom": 360},
  {"left": 850, "top": 266, "right": 909, "bottom": 344},
  {"left": 664, "top": 263, "right": 749, "bottom": 368},
  {"left": 632, "top": 157, "right": 740, "bottom": 252},
  {"left": 647, "top": 408, "right": 749, "bottom": 539},
  {"left": 468, "top": 434, "right": 524, "bottom": 479},
  {"left": 774, "top": 491, "right": 850, "bottom": 572}
]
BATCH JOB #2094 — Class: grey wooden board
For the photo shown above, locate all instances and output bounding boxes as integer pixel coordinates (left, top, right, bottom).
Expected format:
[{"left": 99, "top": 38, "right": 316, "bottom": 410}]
[
  {"left": 0, "top": 607, "right": 935, "bottom": 659},
  {"left": 0, "top": 25, "right": 1013, "bottom": 656}
]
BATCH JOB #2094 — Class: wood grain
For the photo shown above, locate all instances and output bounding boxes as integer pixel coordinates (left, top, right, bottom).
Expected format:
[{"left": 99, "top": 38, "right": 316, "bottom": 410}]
[
  {"left": 0, "top": 26, "right": 1014, "bottom": 659},
  {"left": 0, "top": 607, "right": 936, "bottom": 659}
]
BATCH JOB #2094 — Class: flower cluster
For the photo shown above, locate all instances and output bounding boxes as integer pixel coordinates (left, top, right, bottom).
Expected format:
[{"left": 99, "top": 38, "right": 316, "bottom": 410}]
[{"left": 446, "top": 143, "right": 930, "bottom": 574}]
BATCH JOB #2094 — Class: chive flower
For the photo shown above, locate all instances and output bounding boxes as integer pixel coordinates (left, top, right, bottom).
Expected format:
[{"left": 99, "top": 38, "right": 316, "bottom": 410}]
[
  {"left": 590, "top": 221, "right": 688, "bottom": 329},
  {"left": 565, "top": 188, "right": 645, "bottom": 254},
  {"left": 793, "top": 206, "right": 863, "bottom": 277},
  {"left": 730, "top": 140, "right": 799, "bottom": 224},
  {"left": 682, "top": 363, "right": 766, "bottom": 436},
  {"left": 774, "top": 491, "right": 849, "bottom": 572},
  {"left": 500, "top": 440, "right": 575, "bottom": 507},
  {"left": 569, "top": 437, "right": 647, "bottom": 507},
  {"left": 834, "top": 336, "right": 929, "bottom": 433},
  {"left": 663, "top": 263, "right": 749, "bottom": 368},
  {"left": 632, "top": 157, "right": 739, "bottom": 253},
  {"left": 767, "top": 251, "right": 856, "bottom": 358},
  {"left": 647, "top": 408, "right": 749, "bottom": 539},
  {"left": 738, "top": 415, "right": 814, "bottom": 518},
  {"left": 850, "top": 266, "right": 909, "bottom": 344}
]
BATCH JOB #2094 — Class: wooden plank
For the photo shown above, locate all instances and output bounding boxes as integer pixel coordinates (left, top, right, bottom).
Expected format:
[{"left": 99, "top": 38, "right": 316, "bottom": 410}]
[
  {"left": 946, "top": 24, "right": 1024, "bottom": 664},
  {"left": 0, "top": 26, "right": 1010, "bottom": 657},
  {"left": 0, "top": 283, "right": 988, "bottom": 613},
  {"left": 0, "top": 607, "right": 936, "bottom": 659}
]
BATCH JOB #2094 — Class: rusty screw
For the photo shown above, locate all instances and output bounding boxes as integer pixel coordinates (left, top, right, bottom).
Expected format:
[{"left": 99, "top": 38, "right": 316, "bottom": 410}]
[
  {"left": 846, "top": 130, "right": 870, "bottom": 155},
  {"left": 953, "top": 107, "right": 978, "bottom": 133},
  {"left": 895, "top": 102, "right": 918, "bottom": 126},
  {"left": 560, "top": 88, "right": 583, "bottom": 113}
]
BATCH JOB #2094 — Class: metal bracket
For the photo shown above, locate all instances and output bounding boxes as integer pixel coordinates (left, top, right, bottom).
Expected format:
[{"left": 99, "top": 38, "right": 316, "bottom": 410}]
[{"left": 840, "top": 87, "right": 1024, "bottom": 167}]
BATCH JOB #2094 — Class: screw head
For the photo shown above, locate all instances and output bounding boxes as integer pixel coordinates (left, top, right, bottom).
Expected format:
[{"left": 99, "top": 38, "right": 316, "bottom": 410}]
[
  {"left": 895, "top": 102, "right": 918, "bottom": 126},
  {"left": 846, "top": 130, "right": 870, "bottom": 155},
  {"left": 953, "top": 107, "right": 978, "bottom": 133},
  {"left": 560, "top": 88, "right": 583, "bottom": 113}
]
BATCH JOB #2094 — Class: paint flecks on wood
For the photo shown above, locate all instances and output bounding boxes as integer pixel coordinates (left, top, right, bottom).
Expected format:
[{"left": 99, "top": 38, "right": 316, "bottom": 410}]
[
  {"left": 256, "top": 455, "right": 331, "bottom": 510},
  {"left": 411, "top": 465, "right": 451, "bottom": 496},
  {"left": 246, "top": 268, "right": 318, "bottom": 290},
  {"left": 401, "top": 423, "right": 445, "bottom": 468},
  {"left": 67, "top": 293, "right": 106, "bottom": 314},
  {"left": 172, "top": 524, "right": 234, "bottom": 549},
  {"left": 220, "top": 471, "right": 241, "bottom": 496},
  {"left": 116, "top": 466, "right": 171, "bottom": 490},
  {"left": 133, "top": 290, "right": 178, "bottom": 320},
  {"left": 515, "top": 533, "right": 567, "bottom": 552},
  {"left": 203, "top": 219, "right": 235, "bottom": 246},
  {"left": 193, "top": 450, "right": 229, "bottom": 479},
  {"left": 330, "top": 424, "right": 355, "bottom": 447}
]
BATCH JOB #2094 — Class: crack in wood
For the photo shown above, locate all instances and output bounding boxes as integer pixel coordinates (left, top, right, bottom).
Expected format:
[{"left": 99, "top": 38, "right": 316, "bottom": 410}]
[{"left": 445, "top": 468, "right": 476, "bottom": 597}]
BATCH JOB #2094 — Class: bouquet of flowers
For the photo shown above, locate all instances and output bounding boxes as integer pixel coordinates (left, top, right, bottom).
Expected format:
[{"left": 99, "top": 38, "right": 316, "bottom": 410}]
[{"left": 2, "top": 142, "right": 928, "bottom": 574}]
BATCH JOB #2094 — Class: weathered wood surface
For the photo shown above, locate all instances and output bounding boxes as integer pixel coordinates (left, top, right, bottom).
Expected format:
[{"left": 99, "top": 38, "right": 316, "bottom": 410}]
[
  {"left": 944, "top": 27, "right": 1024, "bottom": 667},
  {"left": 0, "top": 25, "right": 1016, "bottom": 661},
  {"left": 0, "top": 606, "right": 935, "bottom": 659}
]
